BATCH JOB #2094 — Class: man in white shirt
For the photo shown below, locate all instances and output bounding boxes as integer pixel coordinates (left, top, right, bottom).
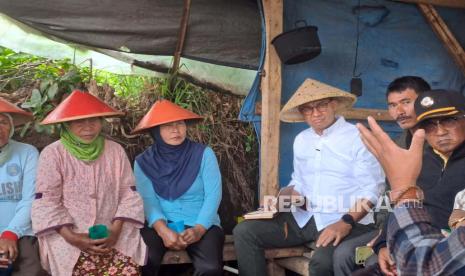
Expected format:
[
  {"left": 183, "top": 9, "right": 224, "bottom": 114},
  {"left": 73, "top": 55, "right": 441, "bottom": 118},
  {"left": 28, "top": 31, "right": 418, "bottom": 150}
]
[{"left": 233, "top": 78, "right": 384, "bottom": 276}]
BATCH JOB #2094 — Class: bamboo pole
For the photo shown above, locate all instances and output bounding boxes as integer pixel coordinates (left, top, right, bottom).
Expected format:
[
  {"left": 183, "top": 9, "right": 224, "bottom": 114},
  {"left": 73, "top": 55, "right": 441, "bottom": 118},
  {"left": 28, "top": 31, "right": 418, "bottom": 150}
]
[
  {"left": 394, "top": 0, "right": 465, "bottom": 8},
  {"left": 418, "top": 3, "right": 465, "bottom": 76},
  {"left": 260, "top": 0, "right": 283, "bottom": 202},
  {"left": 170, "top": 0, "right": 192, "bottom": 90}
]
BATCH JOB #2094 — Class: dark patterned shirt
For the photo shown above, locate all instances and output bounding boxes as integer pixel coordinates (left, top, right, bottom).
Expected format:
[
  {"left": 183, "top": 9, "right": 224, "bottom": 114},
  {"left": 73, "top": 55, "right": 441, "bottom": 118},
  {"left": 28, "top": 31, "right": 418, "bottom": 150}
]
[{"left": 388, "top": 203, "right": 465, "bottom": 275}]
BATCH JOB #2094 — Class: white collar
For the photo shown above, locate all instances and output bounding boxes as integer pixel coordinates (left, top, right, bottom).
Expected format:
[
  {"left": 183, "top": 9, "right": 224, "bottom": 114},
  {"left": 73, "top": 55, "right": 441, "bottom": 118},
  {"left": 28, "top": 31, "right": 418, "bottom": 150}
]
[{"left": 310, "top": 116, "right": 345, "bottom": 136}]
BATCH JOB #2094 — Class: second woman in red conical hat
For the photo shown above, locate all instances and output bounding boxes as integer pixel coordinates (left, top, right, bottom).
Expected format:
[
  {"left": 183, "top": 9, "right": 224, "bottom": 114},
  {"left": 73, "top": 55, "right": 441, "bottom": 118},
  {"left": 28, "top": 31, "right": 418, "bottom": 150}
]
[
  {"left": 133, "top": 99, "right": 224, "bottom": 275},
  {"left": 31, "top": 90, "right": 147, "bottom": 276}
]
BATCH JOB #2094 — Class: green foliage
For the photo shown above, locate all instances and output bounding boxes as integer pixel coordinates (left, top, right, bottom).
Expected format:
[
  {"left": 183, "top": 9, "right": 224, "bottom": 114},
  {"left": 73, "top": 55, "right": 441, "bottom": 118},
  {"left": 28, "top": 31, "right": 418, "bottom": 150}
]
[
  {"left": 12, "top": 61, "right": 89, "bottom": 135},
  {"left": 0, "top": 47, "right": 40, "bottom": 91},
  {"left": 0, "top": 46, "right": 90, "bottom": 92},
  {"left": 245, "top": 128, "right": 256, "bottom": 153},
  {"left": 0, "top": 47, "right": 258, "bottom": 159},
  {"left": 20, "top": 81, "right": 61, "bottom": 136},
  {"left": 0, "top": 46, "right": 156, "bottom": 135},
  {"left": 0, "top": 47, "right": 41, "bottom": 72},
  {"left": 20, "top": 87, "right": 58, "bottom": 136},
  {"left": 156, "top": 71, "right": 210, "bottom": 113},
  {"left": 0, "top": 46, "right": 152, "bottom": 99},
  {"left": 93, "top": 70, "right": 154, "bottom": 98}
]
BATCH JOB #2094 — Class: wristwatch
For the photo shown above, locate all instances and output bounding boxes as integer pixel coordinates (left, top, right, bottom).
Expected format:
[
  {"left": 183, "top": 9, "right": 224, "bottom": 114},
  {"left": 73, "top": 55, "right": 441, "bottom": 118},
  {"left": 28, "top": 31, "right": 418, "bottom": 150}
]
[
  {"left": 388, "top": 186, "right": 424, "bottom": 205},
  {"left": 341, "top": 214, "right": 355, "bottom": 227}
]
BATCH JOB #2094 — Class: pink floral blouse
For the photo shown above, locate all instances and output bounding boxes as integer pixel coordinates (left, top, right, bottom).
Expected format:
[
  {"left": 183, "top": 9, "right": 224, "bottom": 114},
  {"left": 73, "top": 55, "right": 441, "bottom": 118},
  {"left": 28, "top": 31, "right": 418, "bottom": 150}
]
[{"left": 32, "top": 139, "right": 147, "bottom": 275}]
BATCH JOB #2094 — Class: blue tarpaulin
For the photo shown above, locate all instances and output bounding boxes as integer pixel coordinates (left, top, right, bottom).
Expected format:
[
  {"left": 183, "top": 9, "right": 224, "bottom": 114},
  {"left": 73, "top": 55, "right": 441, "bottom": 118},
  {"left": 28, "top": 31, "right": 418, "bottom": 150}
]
[{"left": 240, "top": 0, "right": 465, "bottom": 188}]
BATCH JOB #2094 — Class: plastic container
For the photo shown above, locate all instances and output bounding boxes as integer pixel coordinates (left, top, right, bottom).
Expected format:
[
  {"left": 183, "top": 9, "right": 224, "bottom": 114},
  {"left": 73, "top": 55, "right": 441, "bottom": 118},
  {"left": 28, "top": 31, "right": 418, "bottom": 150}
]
[
  {"left": 167, "top": 220, "right": 185, "bottom": 233},
  {"left": 88, "top": 224, "right": 109, "bottom": 239}
]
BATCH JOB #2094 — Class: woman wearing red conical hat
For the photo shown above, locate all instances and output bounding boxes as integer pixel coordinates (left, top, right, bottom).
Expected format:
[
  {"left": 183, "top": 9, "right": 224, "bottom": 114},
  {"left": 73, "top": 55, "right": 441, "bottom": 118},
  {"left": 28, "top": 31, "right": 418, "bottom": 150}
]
[
  {"left": 0, "top": 98, "right": 46, "bottom": 275},
  {"left": 132, "top": 99, "right": 224, "bottom": 276},
  {"left": 31, "top": 90, "right": 146, "bottom": 276}
]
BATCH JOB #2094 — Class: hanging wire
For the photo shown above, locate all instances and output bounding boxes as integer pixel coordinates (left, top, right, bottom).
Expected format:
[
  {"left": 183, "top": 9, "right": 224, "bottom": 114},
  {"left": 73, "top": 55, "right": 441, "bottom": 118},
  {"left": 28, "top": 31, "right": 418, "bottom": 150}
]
[{"left": 352, "top": 0, "right": 362, "bottom": 78}]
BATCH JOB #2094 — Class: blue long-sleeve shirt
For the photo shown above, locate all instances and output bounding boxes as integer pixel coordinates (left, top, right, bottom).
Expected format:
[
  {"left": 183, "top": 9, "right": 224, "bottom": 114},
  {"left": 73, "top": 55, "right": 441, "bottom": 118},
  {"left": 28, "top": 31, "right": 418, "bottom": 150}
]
[
  {"left": 134, "top": 146, "right": 221, "bottom": 229},
  {"left": 0, "top": 140, "right": 39, "bottom": 238}
]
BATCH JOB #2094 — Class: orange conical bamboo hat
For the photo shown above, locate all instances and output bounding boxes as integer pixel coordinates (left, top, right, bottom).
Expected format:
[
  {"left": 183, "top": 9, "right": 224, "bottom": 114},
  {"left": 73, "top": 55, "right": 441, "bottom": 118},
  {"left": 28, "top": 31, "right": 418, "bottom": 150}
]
[
  {"left": 0, "top": 97, "right": 33, "bottom": 126},
  {"left": 131, "top": 99, "right": 202, "bottom": 134},
  {"left": 41, "top": 90, "right": 124, "bottom": 125}
]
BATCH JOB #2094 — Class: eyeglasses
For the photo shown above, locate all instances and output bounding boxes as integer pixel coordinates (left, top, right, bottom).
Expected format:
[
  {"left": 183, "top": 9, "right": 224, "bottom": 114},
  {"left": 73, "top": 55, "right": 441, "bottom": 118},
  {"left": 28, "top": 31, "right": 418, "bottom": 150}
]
[
  {"left": 418, "top": 116, "right": 464, "bottom": 133},
  {"left": 298, "top": 99, "right": 332, "bottom": 115}
]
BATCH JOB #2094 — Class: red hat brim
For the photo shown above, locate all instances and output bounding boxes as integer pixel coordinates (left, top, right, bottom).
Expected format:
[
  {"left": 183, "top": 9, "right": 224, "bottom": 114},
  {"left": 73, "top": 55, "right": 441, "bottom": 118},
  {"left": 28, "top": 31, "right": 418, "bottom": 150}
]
[
  {"left": 0, "top": 97, "right": 33, "bottom": 126},
  {"left": 131, "top": 99, "right": 202, "bottom": 134},
  {"left": 41, "top": 90, "right": 124, "bottom": 125}
]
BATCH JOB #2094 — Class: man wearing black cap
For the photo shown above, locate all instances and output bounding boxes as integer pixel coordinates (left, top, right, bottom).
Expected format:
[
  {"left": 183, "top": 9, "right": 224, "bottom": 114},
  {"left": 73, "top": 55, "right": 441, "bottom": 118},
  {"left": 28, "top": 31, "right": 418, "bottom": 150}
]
[
  {"left": 410, "top": 89, "right": 465, "bottom": 229},
  {"left": 352, "top": 89, "right": 465, "bottom": 276},
  {"left": 356, "top": 100, "right": 465, "bottom": 275}
]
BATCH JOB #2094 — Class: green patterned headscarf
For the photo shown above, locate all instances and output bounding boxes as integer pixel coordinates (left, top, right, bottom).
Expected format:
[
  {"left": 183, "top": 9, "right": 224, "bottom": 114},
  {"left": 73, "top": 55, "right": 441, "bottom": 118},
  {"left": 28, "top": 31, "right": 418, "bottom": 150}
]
[
  {"left": 0, "top": 113, "right": 14, "bottom": 166},
  {"left": 60, "top": 125, "right": 105, "bottom": 162}
]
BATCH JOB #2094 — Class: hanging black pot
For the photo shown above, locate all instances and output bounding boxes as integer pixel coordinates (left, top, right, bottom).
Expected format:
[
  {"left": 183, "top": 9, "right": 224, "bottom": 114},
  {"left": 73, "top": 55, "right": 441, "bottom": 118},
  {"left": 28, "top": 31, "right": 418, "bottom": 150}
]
[{"left": 271, "top": 20, "right": 321, "bottom": 65}]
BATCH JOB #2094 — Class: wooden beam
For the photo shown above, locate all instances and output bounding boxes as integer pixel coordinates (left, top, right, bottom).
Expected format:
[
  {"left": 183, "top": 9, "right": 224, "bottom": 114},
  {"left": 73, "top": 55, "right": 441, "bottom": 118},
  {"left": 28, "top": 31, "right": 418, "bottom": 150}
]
[
  {"left": 256, "top": 103, "right": 395, "bottom": 121},
  {"left": 260, "top": 0, "right": 283, "bottom": 203},
  {"left": 341, "top": 108, "right": 394, "bottom": 121},
  {"left": 418, "top": 3, "right": 465, "bottom": 76},
  {"left": 394, "top": 0, "right": 465, "bottom": 8}
]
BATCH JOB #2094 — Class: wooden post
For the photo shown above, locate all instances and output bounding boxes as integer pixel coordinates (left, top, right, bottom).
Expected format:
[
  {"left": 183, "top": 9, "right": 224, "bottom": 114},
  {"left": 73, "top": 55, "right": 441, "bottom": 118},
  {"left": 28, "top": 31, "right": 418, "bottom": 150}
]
[
  {"left": 418, "top": 3, "right": 465, "bottom": 76},
  {"left": 260, "top": 0, "right": 283, "bottom": 203}
]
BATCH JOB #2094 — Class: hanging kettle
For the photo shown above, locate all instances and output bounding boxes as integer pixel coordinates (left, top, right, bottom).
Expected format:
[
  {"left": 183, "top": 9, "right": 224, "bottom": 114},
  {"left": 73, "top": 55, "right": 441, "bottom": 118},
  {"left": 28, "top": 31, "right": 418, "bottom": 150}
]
[{"left": 271, "top": 20, "right": 322, "bottom": 65}]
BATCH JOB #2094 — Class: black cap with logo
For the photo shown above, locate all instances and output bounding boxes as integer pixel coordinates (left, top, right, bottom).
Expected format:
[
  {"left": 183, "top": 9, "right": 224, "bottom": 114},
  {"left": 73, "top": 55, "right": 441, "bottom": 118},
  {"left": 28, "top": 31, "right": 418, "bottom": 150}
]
[{"left": 414, "top": 89, "right": 465, "bottom": 125}]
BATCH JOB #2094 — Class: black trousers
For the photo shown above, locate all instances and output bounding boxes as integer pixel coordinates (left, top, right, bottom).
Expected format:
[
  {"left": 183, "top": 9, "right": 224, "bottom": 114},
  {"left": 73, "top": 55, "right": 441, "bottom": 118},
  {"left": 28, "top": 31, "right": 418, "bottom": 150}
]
[
  {"left": 351, "top": 263, "right": 384, "bottom": 276},
  {"left": 140, "top": 225, "right": 224, "bottom": 276}
]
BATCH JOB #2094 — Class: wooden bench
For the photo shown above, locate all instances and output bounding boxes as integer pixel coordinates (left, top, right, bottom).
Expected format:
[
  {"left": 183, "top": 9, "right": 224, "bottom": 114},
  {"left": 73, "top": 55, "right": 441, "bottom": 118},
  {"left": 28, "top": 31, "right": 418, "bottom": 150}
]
[
  {"left": 161, "top": 235, "right": 313, "bottom": 275},
  {"left": 275, "top": 252, "right": 313, "bottom": 276}
]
